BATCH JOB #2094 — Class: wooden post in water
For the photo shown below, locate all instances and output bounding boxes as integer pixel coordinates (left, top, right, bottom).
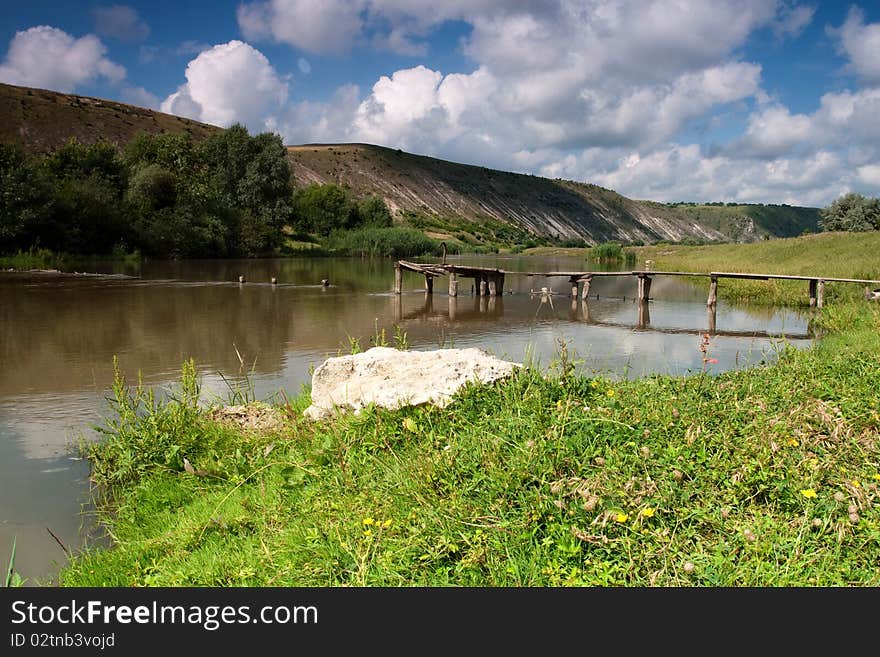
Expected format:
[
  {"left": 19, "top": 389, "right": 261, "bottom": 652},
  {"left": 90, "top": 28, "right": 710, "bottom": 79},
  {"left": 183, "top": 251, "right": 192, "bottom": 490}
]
[
  {"left": 707, "top": 304, "right": 717, "bottom": 334},
  {"left": 637, "top": 274, "right": 651, "bottom": 303},
  {"left": 497, "top": 274, "right": 505, "bottom": 296},
  {"left": 581, "top": 275, "right": 592, "bottom": 300},
  {"left": 637, "top": 299, "right": 650, "bottom": 328},
  {"left": 479, "top": 276, "right": 488, "bottom": 296},
  {"left": 637, "top": 274, "right": 652, "bottom": 302},
  {"left": 809, "top": 279, "right": 818, "bottom": 307},
  {"left": 425, "top": 274, "right": 434, "bottom": 295},
  {"left": 394, "top": 262, "right": 402, "bottom": 294},
  {"left": 488, "top": 274, "right": 497, "bottom": 297},
  {"left": 817, "top": 279, "right": 825, "bottom": 308},
  {"left": 571, "top": 276, "right": 579, "bottom": 298},
  {"left": 448, "top": 272, "right": 458, "bottom": 297},
  {"left": 707, "top": 275, "right": 718, "bottom": 306}
]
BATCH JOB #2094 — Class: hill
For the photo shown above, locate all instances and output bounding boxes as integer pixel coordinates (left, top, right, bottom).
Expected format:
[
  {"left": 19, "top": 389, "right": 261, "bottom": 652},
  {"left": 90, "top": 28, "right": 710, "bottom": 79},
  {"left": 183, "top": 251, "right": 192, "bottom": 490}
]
[
  {"left": 0, "top": 82, "right": 820, "bottom": 244},
  {"left": 287, "top": 144, "right": 819, "bottom": 243},
  {"left": 0, "top": 82, "right": 220, "bottom": 154}
]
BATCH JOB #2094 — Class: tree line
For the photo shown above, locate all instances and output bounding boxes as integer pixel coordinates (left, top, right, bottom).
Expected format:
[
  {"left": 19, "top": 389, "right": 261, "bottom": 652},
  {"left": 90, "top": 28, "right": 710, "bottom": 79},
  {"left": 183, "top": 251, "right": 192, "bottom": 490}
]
[{"left": 0, "top": 125, "right": 399, "bottom": 259}]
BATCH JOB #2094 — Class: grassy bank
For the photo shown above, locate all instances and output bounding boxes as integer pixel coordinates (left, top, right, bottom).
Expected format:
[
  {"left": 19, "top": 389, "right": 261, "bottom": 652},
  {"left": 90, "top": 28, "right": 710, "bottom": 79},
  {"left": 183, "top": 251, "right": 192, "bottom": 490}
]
[
  {"left": 59, "top": 300, "right": 880, "bottom": 586},
  {"left": 635, "top": 231, "right": 880, "bottom": 305}
]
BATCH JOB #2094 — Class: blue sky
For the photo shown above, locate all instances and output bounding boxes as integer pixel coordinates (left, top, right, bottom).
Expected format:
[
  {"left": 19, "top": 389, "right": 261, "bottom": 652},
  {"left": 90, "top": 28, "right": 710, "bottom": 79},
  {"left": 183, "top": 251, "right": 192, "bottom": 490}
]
[{"left": 2, "top": 1, "right": 880, "bottom": 206}]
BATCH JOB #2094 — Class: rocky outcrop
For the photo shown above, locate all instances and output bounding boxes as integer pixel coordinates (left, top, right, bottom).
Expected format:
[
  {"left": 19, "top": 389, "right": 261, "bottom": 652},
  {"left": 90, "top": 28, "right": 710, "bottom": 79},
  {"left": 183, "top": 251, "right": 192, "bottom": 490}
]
[{"left": 304, "top": 347, "right": 521, "bottom": 420}]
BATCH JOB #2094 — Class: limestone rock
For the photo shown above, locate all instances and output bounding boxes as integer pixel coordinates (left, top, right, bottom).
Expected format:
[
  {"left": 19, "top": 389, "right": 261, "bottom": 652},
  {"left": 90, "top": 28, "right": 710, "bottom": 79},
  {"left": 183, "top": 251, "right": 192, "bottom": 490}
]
[{"left": 304, "top": 347, "right": 521, "bottom": 420}]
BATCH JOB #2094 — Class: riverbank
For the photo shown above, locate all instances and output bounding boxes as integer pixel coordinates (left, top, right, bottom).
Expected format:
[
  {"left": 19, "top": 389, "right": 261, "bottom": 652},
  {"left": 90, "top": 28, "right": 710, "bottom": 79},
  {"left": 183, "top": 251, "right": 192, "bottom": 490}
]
[{"left": 55, "top": 298, "right": 879, "bottom": 586}]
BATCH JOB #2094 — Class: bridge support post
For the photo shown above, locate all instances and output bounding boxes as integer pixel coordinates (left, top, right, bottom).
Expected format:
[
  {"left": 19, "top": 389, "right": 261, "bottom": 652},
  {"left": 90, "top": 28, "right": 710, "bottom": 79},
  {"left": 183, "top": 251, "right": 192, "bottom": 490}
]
[
  {"left": 479, "top": 276, "right": 488, "bottom": 296},
  {"left": 581, "top": 276, "right": 592, "bottom": 300},
  {"left": 488, "top": 274, "right": 497, "bottom": 297},
  {"left": 571, "top": 276, "right": 579, "bottom": 298},
  {"left": 448, "top": 272, "right": 458, "bottom": 297},
  {"left": 425, "top": 275, "right": 434, "bottom": 295},
  {"left": 497, "top": 274, "right": 505, "bottom": 296},
  {"left": 817, "top": 279, "right": 825, "bottom": 308},
  {"left": 394, "top": 262, "right": 402, "bottom": 294},
  {"left": 809, "top": 279, "right": 817, "bottom": 307},
  {"left": 637, "top": 300, "right": 651, "bottom": 328},
  {"left": 707, "top": 275, "right": 718, "bottom": 306},
  {"left": 637, "top": 274, "right": 653, "bottom": 303}
]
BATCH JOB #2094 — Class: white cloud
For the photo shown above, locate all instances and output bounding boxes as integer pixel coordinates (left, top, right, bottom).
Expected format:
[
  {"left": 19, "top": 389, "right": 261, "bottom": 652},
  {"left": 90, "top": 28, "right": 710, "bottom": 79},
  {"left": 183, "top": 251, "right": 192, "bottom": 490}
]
[
  {"left": 734, "top": 105, "right": 813, "bottom": 158},
  {"left": 160, "top": 41, "right": 288, "bottom": 129},
  {"left": 92, "top": 5, "right": 150, "bottom": 43},
  {"left": 833, "top": 7, "right": 880, "bottom": 83},
  {"left": 772, "top": 3, "right": 815, "bottom": 39},
  {"left": 297, "top": 57, "right": 311, "bottom": 74},
  {"left": 238, "top": 0, "right": 365, "bottom": 55},
  {"left": 0, "top": 26, "right": 125, "bottom": 93},
  {"left": 121, "top": 85, "right": 159, "bottom": 109},
  {"left": 856, "top": 164, "right": 880, "bottom": 187}
]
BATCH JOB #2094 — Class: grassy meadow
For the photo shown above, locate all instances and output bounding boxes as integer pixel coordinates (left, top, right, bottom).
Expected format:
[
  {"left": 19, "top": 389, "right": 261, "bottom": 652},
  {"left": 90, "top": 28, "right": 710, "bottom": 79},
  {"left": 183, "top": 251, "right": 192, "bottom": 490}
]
[
  {"left": 634, "top": 231, "right": 880, "bottom": 305},
  {"left": 55, "top": 234, "right": 880, "bottom": 587}
]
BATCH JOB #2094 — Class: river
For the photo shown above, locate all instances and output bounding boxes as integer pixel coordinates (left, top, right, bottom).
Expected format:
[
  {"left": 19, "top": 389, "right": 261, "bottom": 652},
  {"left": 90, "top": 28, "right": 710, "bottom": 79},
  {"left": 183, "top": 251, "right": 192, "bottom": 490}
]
[{"left": 0, "top": 254, "right": 813, "bottom": 583}]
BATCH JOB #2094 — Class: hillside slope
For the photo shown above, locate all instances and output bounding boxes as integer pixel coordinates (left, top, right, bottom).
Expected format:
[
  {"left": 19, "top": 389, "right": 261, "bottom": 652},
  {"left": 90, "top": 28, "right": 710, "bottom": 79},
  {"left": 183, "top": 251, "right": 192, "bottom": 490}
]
[
  {"left": 288, "top": 144, "right": 819, "bottom": 243},
  {"left": 0, "top": 83, "right": 819, "bottom": 244},
  {"left": 0, "top": 82, "right": 220, "bottom": 153}
]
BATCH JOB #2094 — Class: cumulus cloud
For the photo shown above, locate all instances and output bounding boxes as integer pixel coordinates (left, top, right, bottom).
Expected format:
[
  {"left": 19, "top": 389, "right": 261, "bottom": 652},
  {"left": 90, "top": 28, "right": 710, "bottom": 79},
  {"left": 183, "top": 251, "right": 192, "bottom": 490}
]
[
  {"left": 92, "top": 5, "right": 150, "bottom": 43},
  {"left": 160, "top": 41, "right": 288, "bottom": 129},
  {"left": 833, "top": 7, "right": 880, "bottom": 83},
  {"left": 238, "top": 0, "right": 365, "bottom": 55},
  {"left": 0, "top": 25, "right": 125, "bottom": 93}
]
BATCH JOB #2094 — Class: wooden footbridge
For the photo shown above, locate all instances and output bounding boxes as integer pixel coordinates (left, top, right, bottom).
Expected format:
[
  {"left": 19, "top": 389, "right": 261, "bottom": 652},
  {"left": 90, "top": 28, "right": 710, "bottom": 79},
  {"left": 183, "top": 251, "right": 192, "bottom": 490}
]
[{"left": 394, "top": 260, "right": 880, "bottom": 308}]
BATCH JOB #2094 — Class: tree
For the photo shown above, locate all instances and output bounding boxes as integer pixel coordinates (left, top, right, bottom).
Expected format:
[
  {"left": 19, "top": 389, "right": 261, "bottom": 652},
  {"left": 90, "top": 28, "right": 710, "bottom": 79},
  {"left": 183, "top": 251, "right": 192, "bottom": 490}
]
[
  {"left": 357, "top": 196, "right": 393, "bottom": 228},
  {"left": 0, "top": 143, "right": 53, "bottom": 252},
  {"left": 292, "top": 184, "right": 357, "bottom": 235},
  {"left": 819, "top": 193, "right": 880, "bottom": 232}
]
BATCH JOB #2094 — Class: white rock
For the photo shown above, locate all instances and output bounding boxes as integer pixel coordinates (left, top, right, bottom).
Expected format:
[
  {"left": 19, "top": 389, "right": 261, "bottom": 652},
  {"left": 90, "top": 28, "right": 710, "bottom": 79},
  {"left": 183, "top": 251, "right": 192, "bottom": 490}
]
[{"left": 303, "top": 347, "right": 521, "bottom": 420}]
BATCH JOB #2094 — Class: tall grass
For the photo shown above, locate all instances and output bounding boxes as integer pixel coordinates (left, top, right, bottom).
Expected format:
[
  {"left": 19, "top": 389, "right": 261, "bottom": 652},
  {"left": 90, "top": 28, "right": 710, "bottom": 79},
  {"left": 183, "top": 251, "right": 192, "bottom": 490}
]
[
  {"left": 588, "top": 241, "right": 636, "bottom": 266},
  {"left": 4, "top": 537, "right": 24, "bottom": 587},
  {"left": 323, "top": 227, "right": 438, "bottom": 258}
]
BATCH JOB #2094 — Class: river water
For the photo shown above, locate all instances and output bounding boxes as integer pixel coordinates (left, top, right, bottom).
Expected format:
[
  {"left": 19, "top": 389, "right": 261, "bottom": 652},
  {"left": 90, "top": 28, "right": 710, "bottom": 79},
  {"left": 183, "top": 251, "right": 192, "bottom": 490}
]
[{"left": 0, "top": 254, "right": 813, "bottom": 583}]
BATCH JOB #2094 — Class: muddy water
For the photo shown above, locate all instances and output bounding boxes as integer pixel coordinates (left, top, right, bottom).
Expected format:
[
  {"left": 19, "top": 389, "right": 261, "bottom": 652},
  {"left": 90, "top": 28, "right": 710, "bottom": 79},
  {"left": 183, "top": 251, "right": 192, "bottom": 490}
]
[{"left": 0, "top": 254, "right": 813, "bottom": 582}]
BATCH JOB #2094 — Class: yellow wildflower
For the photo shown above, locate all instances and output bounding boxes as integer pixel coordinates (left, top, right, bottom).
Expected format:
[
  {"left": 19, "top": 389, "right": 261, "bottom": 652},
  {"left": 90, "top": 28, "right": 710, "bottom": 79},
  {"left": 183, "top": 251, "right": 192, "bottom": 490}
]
[
  {"left": 800, "top": 489, "right": 817, "bottom": 499},
  {"left": 606, "top": 389, "right": 615, "bottom": 397},
  {"left": 590, "top": 380, "right": 600, "bottom": 389},
  {"left": 641, "top": 508, "right": 656, "bottom": 518},
  {"left": 615, "top": 513, "right": 629, "bottom": 523},
  {"left": 363, "top": 529, "right": 373, "bottom": 537},
  {"left": 873, "top": 474, "right": 880, "bottom": 481},
  {"left": 787, "top": 439, "right": 799, "bottom": 447},
  {"left": 382, "top": 519, "right": 392, "bottom": 528},
  {"left": 362, "top": 517, "right": 375, "bottom": 526},
  {"left": 852, "top": 480, "right": 861, "bottom": 488}
]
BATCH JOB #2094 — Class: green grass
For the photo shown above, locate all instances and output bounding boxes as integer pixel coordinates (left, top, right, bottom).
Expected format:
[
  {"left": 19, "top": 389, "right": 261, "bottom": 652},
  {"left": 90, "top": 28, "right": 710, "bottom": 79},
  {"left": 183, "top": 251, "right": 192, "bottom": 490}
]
[
  {"left": 59, "top": 303, "right": 880, "bottom": 586},
  {"left": 636, "top": 231, "right": 880, "bottom": 305}
]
